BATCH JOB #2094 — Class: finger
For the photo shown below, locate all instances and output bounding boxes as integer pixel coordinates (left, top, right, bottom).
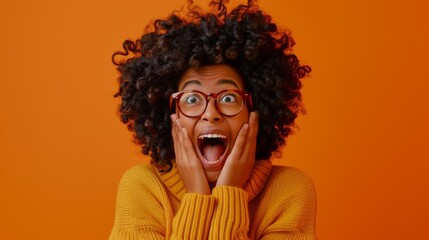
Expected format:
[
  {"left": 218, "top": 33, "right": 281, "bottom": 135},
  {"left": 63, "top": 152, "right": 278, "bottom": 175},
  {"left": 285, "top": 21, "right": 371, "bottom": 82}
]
[
  {"left": 173, "top": 117, "right": 186, "bottom": 155},
  {"left": 170, "top": 114, "right": 182, "bottom": 162},
  {"left": 252, "top": 111, "right": 259, "bottom": 135},
  {"left": 171, "top": 114, "right": 178, "bottom": 142},
  {"left": 175, "top": 118, "right": 184, "bottom": 145},
  {"left": 240, "top": 111, "right": 257, "bottom": 159},
  {"left": 181, "top": 127, "right": 199, "bottom": 161},
  {"left": 249, "top": 111, "right": 258, "bottom": 139},
  {"left": 176, "top": 120, "right": 199, "bottom": 162},
  {"left": 177, "top": 119, "right": 189, "bottom": 164},
  {"left": 249, "top": 111, "right": 259, "bottom": 158},
  {"left": 171, "top": 114, "right": 180, "bottom": 140},
  {"left": 175, "top": 119, "right": 196, "bottom": 166},
  {"left": 228, "top": 123, "right": 249, "bottom": 161},
  {"left": 173, "top": 115, "right": 188, "bottom": 165}
]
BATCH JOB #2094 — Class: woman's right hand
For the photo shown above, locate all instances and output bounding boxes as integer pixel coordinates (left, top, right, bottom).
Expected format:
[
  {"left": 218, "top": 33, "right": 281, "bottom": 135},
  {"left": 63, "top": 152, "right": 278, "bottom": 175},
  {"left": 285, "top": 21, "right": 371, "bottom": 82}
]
[{"left": 171, "top": 114, "right": 211, "bottom": 195}]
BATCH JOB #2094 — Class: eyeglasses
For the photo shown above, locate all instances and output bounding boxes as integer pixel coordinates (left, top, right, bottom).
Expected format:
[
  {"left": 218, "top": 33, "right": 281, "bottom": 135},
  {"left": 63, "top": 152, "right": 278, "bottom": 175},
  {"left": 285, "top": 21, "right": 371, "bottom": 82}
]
[{"left": 169, "top": 89, "right": 253, "bottom": 118}]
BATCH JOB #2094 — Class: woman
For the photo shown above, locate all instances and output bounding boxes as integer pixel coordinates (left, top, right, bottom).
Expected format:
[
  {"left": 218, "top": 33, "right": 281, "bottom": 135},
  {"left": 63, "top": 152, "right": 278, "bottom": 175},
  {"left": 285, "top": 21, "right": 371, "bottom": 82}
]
[{"left": 109, "top": 1, "right": 315, "bottom": 239}]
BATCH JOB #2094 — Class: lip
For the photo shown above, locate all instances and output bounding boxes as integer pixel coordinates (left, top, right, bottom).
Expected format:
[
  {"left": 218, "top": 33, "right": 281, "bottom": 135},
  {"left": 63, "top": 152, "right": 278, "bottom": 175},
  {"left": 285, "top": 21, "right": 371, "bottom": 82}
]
[{"left": 195, "top": 128, "right": 229, "bottom": 171}]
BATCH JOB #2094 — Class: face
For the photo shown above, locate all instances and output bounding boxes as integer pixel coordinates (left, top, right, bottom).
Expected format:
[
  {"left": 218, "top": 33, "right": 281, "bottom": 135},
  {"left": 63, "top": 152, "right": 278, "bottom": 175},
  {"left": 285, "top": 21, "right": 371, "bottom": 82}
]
[{"left": 177, "top": 64, "right": 249, "bottom": 184}]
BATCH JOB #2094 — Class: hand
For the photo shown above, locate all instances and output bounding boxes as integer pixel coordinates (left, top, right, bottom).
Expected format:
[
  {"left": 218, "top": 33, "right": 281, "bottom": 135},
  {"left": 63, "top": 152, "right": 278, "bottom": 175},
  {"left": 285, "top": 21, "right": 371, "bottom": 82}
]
[
  {"left": 216, "top": 111, "right": 259, "bottom": 189},
  {"left": 171, "top": 114, "right": 211, "bottom": 195}
]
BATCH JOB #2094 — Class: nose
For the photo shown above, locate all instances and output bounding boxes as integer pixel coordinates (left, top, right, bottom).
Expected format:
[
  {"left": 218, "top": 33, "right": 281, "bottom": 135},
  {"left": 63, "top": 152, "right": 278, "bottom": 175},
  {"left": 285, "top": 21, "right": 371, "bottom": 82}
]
[{"left": 201, "top": 98, "right": 222, "bottom": 122}]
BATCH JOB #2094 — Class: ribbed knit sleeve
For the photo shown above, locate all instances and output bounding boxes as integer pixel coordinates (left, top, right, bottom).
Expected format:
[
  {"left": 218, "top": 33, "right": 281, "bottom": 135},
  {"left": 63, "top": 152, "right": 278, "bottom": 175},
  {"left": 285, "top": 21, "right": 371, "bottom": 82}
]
[
  {"left": 209, "top": 186, "right": 250, "bottom": 239},
  {"left": 171, "top": 193, "right": 216, "bottom": 239}
]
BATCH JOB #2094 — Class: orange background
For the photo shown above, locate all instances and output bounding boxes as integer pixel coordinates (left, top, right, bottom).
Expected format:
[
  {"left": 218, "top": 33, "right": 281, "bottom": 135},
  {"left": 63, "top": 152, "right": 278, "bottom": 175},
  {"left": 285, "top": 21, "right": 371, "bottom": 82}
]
[{"left": 1, "top": 0, "right": 428, "bottom": 239}]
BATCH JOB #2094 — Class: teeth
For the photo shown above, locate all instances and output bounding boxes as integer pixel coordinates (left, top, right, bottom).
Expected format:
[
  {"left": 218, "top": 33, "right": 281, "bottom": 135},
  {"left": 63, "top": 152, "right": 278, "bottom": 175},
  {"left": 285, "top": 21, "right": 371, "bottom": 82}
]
[{"left": 198, "top": 134, "right": 227, "bottom": 139}]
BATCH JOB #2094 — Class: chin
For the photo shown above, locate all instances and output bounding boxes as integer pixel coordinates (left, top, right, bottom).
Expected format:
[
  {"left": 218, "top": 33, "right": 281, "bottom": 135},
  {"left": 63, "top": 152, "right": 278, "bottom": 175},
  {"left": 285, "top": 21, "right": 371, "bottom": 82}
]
[{"left": 205, "top": 169, "right": 221, "bottom": 184}]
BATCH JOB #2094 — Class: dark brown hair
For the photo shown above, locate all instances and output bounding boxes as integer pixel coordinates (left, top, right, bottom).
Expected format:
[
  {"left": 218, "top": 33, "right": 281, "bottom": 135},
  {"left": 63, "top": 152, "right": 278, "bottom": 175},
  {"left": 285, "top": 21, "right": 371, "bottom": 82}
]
[{"left": 112, "top": 0, "right": 311, "bottom": 171}]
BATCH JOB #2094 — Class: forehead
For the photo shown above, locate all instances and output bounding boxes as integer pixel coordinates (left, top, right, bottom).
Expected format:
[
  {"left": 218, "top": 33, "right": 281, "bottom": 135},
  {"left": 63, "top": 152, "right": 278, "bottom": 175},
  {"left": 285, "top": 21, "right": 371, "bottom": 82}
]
[{"left": 178, "top": 65, "right": 244, "bottom": 91}]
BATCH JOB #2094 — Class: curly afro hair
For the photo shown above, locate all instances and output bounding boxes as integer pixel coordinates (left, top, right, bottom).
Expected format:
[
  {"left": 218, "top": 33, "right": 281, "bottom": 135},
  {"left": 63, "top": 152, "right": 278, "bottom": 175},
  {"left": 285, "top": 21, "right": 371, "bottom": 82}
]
[{"left": 112, "top": 0, "right": 311, "bottom": 171}]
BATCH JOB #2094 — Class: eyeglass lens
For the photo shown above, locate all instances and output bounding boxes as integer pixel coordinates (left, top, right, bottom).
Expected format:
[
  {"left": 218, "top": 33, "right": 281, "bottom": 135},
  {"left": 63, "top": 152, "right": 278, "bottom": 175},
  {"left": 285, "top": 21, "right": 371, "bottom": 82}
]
[{"left": 178, "top": 91, "right": 244, "bottom": 117}]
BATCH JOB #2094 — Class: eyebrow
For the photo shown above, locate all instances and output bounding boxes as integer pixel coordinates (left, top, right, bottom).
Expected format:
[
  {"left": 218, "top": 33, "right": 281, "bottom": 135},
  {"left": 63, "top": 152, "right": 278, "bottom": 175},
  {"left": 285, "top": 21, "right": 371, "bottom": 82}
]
[
  {"left": 181, "top": 80, "right": 201, "bottom": 90},
  {"left": 181, "top": 79, "right": 240, "bottom": 90}
]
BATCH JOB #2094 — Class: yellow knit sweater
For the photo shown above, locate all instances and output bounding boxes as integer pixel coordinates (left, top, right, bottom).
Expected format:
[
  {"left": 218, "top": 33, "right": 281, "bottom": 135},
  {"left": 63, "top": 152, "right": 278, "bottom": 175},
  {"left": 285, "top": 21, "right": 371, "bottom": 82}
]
[{"left": 109, "top": 160, "right": 316, "bottom": 239}]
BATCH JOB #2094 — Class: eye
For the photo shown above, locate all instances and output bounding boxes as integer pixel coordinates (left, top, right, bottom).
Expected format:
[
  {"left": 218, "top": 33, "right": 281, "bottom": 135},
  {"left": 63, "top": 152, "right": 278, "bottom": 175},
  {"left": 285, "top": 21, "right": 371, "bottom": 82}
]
[
  {"left": 185, "top": 95, "right": 199, "bottom": 104},
  {"left": 220, "top": 94, "right": 236, "bottom": 103}
]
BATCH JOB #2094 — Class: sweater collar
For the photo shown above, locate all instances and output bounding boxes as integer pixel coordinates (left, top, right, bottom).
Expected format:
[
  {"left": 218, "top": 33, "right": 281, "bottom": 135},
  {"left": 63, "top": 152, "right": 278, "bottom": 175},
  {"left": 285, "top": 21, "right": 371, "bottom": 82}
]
[{"left": 158, "top": 160, "right": 272, "bottom": 201}]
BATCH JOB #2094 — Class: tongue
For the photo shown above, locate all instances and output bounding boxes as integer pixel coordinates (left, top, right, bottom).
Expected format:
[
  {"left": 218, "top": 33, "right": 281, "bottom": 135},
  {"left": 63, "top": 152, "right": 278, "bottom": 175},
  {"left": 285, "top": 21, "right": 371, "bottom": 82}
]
[{"left": 202, "top": 144, "right": 225, "bottom": 162}]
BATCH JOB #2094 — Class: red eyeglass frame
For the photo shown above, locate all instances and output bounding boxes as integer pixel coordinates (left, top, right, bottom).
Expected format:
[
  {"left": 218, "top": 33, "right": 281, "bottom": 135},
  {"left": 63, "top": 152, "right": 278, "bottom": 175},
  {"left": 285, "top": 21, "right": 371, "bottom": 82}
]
[{"left": 169, "top": 89, "right": 253, "bottom": 118}]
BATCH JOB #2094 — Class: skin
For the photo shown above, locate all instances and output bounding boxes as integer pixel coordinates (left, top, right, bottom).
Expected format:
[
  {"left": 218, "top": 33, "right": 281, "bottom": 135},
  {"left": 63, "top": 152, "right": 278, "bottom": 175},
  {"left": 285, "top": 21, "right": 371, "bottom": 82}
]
[{"left": 170, "top": 64, "right": 259, "bottom": 194}]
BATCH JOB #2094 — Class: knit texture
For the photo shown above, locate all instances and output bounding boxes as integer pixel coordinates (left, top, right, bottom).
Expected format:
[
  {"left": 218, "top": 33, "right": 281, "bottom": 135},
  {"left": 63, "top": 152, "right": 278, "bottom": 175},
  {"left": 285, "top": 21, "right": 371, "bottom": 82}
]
[{"left": 109, "top": 160, "right": 316, "bottom": 239}]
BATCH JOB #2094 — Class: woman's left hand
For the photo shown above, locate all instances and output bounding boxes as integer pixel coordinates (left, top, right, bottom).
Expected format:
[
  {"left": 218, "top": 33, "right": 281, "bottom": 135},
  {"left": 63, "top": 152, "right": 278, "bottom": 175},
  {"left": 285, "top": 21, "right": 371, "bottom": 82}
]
[{"left": 216, "top": 111, "right": 259, "bottom": 189}]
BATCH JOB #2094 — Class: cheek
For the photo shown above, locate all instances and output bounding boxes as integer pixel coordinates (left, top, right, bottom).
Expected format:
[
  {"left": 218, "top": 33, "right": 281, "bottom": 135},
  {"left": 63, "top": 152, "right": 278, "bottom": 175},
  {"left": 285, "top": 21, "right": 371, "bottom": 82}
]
[
  {"left": 229, "top": 113, "right": 249, "bottom": 143},
  {"left": 178, "top": 115, "right": 197, "bottom": 137},
  {"left": 238, "top": 109, "right": 250, "bottom": 126}
]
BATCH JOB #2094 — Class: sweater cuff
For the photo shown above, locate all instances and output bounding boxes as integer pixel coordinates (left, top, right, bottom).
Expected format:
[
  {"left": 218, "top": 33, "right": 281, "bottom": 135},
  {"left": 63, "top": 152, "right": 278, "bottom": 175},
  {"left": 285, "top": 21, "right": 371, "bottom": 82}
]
[
  {"left": 172, "top": 193, "right": 216, "bottom": 239},
  {"left": 209, "top": 186, "right": 250, "bottom": 239}
]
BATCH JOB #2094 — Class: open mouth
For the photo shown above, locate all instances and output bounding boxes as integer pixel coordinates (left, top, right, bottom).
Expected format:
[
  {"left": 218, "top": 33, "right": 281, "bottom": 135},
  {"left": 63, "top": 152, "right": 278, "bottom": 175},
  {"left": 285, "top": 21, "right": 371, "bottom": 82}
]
[{"left": 197, "top": 133, "right": 228, "bottom": 170}]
